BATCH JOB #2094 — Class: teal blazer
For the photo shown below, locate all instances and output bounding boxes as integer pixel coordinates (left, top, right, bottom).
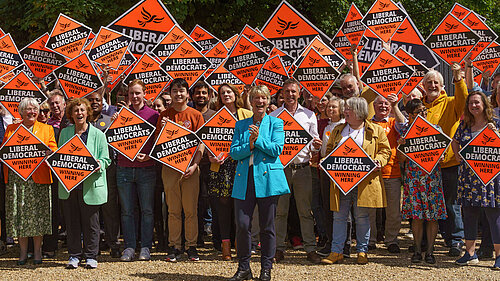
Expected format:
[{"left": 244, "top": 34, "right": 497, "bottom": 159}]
[
  {"left": 58, "top": 124, "right": 111, "bottom": 205},
  {"left": 230, "top": 114, "right": 289, "bottom": 200}
]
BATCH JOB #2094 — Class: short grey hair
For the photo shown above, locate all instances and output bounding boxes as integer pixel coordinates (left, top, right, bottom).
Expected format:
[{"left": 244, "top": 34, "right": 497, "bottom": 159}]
[
  {"left": 346, "top": 97, "right": 368, "bottom": 120},
  {"left": 422, "top": 70, "right": 444, "bottom": 87},
  {"left": 18, "top": 98, "right": 40, "bottom": 116},
  {"left": 249, "top": 85, "right": 271, "bottom": 105},
  {"left": 339, "top": 74, "right": 357, "bottom": 85}
]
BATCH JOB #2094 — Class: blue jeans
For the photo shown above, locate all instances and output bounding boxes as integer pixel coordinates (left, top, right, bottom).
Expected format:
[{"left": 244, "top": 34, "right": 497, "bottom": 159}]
[
  {"left": 438, "top": 166, "right": 464, "bottom": 247},
  {"left": 117, "top": 166, "right": 156, "bottom": 249},
  {"left": 331, "top": 188, "right": 370, "bottom": 253}
]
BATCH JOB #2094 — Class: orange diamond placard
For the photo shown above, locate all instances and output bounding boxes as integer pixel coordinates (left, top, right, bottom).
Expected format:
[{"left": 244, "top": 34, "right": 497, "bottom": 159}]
[
  {"left": 150, "top": 120, "right": 200, "bottom": 174},
  {"left": 20, "top": 33, "right": 67, "bottom": 79},
  {"left": 160, "top": 39, "right": 210, "bottom": 88},
  {"left": 105, "top": 106, "right": 156, "bottom": 161},
  {"left": 123, "top": 53, "right": 171, "bottom": 101},
  {"left": 205, "top": 58, "right": 244, "bottom": 93},
  {"left": 0, "top": 71, "right": 47, "bottom": 119},
  {"left": 151, "top": 25, "right": 202, "bottom": 61},
  {"left": 46, "top": 14, "right": 92, "bottom": 59},
  {"left": 397, "top": 115, "right": 451, "bottom": 174},
  {"left": 53, "top": 53, "right": 103, "bottom": 99},
  {"left": 0, "top": 125, "right": 51, "bottom": 181},
  {"left": 46, "top": 135, "right": 99, "bottom": 192},
  {"left": 320, "top": 137, "right": 377, "bottom": 195},
  {"left": 361, "top": 0, "right": 407, "bottom": 43},
  {"left": 0, "top": 34, "right": 24, "bottom": 78},
  {"left": 224, "top": 35, "right": 269, "bottom": 85},
  {"left": 459, "top": 127, "right": 500, "bottom": 186},
  {"left": 88, "top": 27, "right": 132, "bottom": 70},
  {"left": 255, "top": 55, "right": 289, "bottom": 96},
  {"left": 195, "top": 106, "right": 237, "bottom": 160},
  {"left": 190, "top": 24, "right": 220, "bottom": 53},
  {"left": 276, "top": 108, "right": 313, "bottom": 167}
]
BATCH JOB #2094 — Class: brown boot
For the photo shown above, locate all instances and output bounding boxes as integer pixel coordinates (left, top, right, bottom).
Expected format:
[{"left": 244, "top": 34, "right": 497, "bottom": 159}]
[{"left": 222, "top": 240, "right": 232, "bottom": 261}]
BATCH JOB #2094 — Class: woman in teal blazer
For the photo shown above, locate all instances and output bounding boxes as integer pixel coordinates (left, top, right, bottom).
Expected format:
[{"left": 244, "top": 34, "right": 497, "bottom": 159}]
[
  {"left": 229, "top": 85, "right": 289, "bottom": 281},
  {"left": 58, "top": 98, "right": 111, "bottom": 269}
]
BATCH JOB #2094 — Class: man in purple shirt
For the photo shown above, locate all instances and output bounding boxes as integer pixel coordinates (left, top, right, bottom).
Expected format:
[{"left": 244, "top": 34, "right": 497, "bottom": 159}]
[{"left": 115, "top": 79, "right": 159, "bottom": 262}]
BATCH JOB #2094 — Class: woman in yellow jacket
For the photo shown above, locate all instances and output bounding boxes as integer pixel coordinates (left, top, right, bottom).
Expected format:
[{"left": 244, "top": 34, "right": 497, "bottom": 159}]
[{"left": 321, "top": 97, "right": 391, "bottom": 265}]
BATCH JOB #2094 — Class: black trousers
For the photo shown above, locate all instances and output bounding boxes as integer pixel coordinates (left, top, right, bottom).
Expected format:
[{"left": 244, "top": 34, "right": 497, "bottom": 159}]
[
  {"left": 101, "top": 162, "right": 120, "bottom": 250},
  {"left": 62, "top": 188, "right": 101, "bottom": 260},
  {"left": 234, "top": 168, "right": 278, "bottom": 270}
]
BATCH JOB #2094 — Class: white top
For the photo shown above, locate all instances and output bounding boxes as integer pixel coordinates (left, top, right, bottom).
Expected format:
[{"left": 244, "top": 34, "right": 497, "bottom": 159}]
[
  {"left": 321, "top": 119, "right": 345, "bottom": 157},
  {"left": 340, "top": 123, "right": 365, "bottom": 148},
  {"left": 270, "top": 104, "right": 319, "bottom": 164}
]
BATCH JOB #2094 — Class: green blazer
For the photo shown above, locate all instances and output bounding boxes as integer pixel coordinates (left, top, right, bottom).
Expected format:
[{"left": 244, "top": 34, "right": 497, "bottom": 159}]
[{"left": 58, "top": 124, "right": 111, "bottom": 205}]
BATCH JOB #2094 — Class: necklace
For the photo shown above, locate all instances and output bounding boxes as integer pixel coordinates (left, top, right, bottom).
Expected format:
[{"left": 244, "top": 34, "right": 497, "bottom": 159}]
[{"left": 348, "top": 124, "right": 362, "bottom": 139}]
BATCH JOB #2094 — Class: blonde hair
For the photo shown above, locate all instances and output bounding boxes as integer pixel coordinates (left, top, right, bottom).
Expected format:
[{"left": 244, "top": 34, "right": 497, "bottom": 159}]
[{"left": 249, "top": 85, "right": 271, "bottom": 104}]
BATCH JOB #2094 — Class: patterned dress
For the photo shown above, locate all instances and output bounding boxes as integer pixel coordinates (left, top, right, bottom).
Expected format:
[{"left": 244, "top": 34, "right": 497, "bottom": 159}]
[
  {"left": 207, "top": 158, "right": 238, "bottom": 197},
  {"left": 6, "top": 170, "right": 52, "bottom": 237},
  {"left": 454, "top": 118, "right": 500, "bottom": 208},
  {"left": 400, "top": 124, "right": 447, "bottom": 220}
]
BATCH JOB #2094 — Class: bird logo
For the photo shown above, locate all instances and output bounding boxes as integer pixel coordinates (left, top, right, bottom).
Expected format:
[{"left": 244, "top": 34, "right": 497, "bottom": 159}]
[
  {"left": 16, "top": 134, "right": 30, "bottom": 144},
  {"left": 378, "top": 1, "right": 390, "bottom": 10},
  {"left": 119, "top": 116, "right": 133, "bottom": 125},
  {"left": 350, "top": 11, "right": 358, "bottom": 18},
  {"left": 141, "top": 61, "right": 154, "bottom": 70},
  {"left": 276, "top": 17, "right": 299, "bottom": 35},
  {"left": 59, "top": 22, "right": 71, "bottom": 31},
  {"left": 75, "top": 60, "right": 88, "bottom": 70},
  {"left": 217, "top": 116, "right": 232, "bottom": 126},
  {"left": 343, "top": 145, "right": 357, "bottom": 155},
  {"left": 445, "top": 22, "right": 459, "bottom": 32},
  {"left": 481, "top": 134, "right": 495, "bottom": 145},
  {"left": 415, "top": 125, "right": 428, "bottom": 136},
  {"left": 69, "top": 143, "right": 83, "bottom": 153},
  {"left": 165, "top": 129, "right": 179, "bottom": 138},
  {"left": 100, "top": 34, "right": 111, "bottom": 43},
  {"left": 179, "top": 47, "right": 193, "bottom": 57},
  {"left": 192, "top": 32, "right": 204, "bottom": 40},
  {"left": 283, "top": 121, "right": 293, "bottom": 127},
  {"left": 308, "top": 57, "right": 320, "bottom": 66},
  {"left": 39, "top": 39, "right": 47, "bottom": 49},
  {"left": 0, "top": 41, "right": 11, "bottom": 50},
  {"left": 454, "top": 11, "right": 466, "bottom": 18},
  {"left": 15, "top": 78, "right": 29, "bottom": 88},
  {"left": 138, "top": 7, "right": 164, "bottom": 27},
  {"left": 170, "top": 33, "right": 184, "bottom": 42},
  {"left": 379, "top": 58, "right": 393, "bottom": 67},
  {"left": 214, "top": 48, "right": 224, "bottom": 56},
  {"left": 246, "top": 34, "right": 256, "bottom": 40},
  {"left": 238, "top": 44, "right": 250, "bottom": 53},
  {"left": 466, "top": 19, "right": 479, "bottom": 27},
  {"left": 269, "top": 61, "right": 280, "bottom": 70},
  {"left": 395, "top": 27, "right": 408, "bottom": 34}
]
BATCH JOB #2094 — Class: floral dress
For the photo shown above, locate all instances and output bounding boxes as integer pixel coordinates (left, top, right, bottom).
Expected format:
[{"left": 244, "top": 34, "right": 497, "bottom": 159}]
[
  {"left": 454, "top": 118, "right": 500, "bottom": 208},
  {"left": 400, "top": 124, "right": 447, "bottom": 220},
  {"left": 6, "top": 170, "right": 52, "bottom": 237}
]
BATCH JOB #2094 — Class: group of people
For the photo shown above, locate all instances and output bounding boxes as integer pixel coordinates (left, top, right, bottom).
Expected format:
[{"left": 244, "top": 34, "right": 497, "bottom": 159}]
[{"left": 0, "top": 47, "right": 499, "bottom": 280}]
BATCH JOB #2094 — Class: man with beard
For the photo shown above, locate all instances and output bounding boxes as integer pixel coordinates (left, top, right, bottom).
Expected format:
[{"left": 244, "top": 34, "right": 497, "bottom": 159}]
[
  {"left": 86, "top": 91, "right": 121, "bottom": 258},
  {"left": 422, "top": 64, "right": 468, "bottom": 257},
  {"left": 190, "top": 81, "right": 217, "bottom": 250}
]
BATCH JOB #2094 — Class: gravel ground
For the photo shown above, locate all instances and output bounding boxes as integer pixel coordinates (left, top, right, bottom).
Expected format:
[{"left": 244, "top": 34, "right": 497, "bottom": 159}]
[{"left": 1, "top": 226, "right": 499, "bottom": 280}]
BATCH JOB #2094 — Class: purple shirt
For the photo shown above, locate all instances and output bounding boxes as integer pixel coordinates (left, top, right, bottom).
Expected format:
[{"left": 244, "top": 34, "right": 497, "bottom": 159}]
[{"left": 117, "top": 104, "right": 159, "bottom": 168}]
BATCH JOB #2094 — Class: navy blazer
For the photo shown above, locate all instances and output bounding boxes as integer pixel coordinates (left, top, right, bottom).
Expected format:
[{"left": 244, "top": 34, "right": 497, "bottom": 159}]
[{"left": 230, "top": 114, "right": 289, "bottom": 200}]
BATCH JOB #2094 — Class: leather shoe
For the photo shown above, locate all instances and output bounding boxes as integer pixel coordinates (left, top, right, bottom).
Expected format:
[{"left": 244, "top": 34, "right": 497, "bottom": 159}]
[
  {"left": 306, "top": 251, "right": 322, "bottom": 264},
  {"left": 229, "top": 269, "right": 253, "bottom": 281},
  {"left": 259, "top": 268, "right": 271, "bottom": 281},
  {"left": 274, "top": 250, "right": 284, "bottom": 263}
]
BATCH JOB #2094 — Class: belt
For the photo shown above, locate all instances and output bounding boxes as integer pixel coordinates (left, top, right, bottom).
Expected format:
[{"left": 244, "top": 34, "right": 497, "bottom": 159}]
[{"left": 289, "top": 162, "right": 309, "bottom": 170}]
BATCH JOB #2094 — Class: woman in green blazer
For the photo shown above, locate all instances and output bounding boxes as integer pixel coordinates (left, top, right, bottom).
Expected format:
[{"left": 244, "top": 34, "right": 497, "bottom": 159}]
[{"left": 58, "top": 98, "right": 111, "bottom": 269}]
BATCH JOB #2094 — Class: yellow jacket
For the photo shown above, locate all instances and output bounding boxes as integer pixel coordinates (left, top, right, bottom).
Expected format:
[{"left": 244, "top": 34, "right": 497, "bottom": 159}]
[
  {"left": 325, "top": 120, "right": 391, "bottom": 211},
  {"left": 423, "top": 79, "right": 468, "bottom": 168}
]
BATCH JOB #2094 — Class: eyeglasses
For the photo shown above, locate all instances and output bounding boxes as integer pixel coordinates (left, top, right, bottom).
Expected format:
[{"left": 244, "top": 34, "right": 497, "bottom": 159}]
[{"left": 40, "top": 109, "right": 50, "bottom": 113}]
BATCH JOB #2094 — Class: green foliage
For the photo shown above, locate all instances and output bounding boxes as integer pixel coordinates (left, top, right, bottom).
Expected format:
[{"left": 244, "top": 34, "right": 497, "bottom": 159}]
[{"left": 0, "top": 0, "right": 498, "bottom": 49}]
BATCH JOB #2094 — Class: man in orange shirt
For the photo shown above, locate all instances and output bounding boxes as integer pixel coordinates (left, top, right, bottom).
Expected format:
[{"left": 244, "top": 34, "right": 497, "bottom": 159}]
[
  {"left": 369, "top": 94, "right": 405, "bottom": 253},
  {"left": 156, "top": 78, "right": 205, "bottom": 262}
]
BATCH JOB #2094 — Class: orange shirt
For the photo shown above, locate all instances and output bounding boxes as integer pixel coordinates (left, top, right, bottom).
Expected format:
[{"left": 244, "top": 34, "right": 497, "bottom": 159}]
[
  {"left": 156, "top": 106, "right": 204, "bottom": 134},
  {"left": 372, "top": 117, "right": 401, "bottom": 178}
]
